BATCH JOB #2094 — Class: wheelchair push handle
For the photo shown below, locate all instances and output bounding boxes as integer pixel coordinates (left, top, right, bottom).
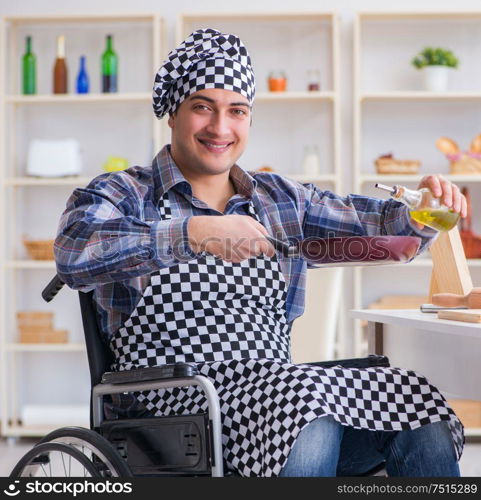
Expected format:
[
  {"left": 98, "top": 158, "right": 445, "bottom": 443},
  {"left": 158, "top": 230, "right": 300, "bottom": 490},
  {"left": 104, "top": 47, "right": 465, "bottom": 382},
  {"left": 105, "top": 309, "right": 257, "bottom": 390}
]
[{"left": 42, "top": 275, "right": 65, "bottom": 303}]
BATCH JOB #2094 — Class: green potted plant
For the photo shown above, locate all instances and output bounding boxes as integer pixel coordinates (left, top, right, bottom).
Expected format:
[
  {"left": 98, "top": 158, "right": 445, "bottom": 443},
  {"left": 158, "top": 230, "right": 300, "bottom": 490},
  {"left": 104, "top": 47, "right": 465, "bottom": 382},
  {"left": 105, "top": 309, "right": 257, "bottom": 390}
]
[{"left": 411, "top": 47, "right": 459, "bottom": 92}]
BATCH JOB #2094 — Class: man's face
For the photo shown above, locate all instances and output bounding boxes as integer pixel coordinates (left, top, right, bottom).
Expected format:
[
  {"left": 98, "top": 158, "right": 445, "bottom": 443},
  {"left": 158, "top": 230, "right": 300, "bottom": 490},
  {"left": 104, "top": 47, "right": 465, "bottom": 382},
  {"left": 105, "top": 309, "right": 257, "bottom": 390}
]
[{"left": 168, "top": 88, "right": 251, "bottom": 177}]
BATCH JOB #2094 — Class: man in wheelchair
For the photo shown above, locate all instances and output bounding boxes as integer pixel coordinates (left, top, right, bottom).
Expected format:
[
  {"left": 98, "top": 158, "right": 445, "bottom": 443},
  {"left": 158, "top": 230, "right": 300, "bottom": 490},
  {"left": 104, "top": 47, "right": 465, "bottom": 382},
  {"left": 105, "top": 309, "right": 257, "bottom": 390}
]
[{"left": 51, "top": 29, "right": 464, "bottom": 477}]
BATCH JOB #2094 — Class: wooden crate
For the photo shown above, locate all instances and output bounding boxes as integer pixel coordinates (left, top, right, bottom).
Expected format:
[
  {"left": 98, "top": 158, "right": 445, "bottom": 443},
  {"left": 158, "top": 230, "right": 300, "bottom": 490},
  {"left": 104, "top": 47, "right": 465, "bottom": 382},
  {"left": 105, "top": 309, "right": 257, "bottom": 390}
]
[
  {"left": 19, "top": 329, "right": 68, "bottom": 344},
  {"left": 17, "top": 311, "right": 53, "bottom": 329},
  {"left": 447, "top": 399, "right": 481, "bottom": 428}
]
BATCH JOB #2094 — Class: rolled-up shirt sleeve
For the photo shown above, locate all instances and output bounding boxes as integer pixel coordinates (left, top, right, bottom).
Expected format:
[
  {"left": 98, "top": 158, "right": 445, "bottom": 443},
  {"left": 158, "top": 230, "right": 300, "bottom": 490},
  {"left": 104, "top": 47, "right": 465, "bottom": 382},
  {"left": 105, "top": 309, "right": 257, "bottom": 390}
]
[
  {"left": 54, "top": 174, "right": 195, "bottom": 290},
  {"left": 302, "top": 185, "right": 438, "bottom": 255}
]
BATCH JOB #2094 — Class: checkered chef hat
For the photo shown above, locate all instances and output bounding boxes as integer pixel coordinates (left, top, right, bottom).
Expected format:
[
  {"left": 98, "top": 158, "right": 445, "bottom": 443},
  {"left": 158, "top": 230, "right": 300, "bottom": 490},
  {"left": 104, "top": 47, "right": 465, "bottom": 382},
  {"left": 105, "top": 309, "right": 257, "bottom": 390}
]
[{"left": 152, "top": 28, "right": 256, "bottom": 119}]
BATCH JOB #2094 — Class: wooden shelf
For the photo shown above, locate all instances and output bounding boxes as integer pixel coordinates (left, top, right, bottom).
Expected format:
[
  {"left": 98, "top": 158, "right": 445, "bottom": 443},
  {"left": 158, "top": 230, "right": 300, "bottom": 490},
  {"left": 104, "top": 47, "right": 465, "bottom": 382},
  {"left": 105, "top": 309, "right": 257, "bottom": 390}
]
[
  {"left": 181, "top": 12, "right": 336, "bottom": 22},
  {"left": 358, "top": 11, "right": 481, "bottom": 21},
  {"left": 284, "top": 173, "right": 336, "bottom": 183},
  {"left": 6, "top": 343, "right": 85, "bottom": 352},
  {"left": 5, "top": 176, "right": 93, "bottom": 186},
  {"left": 256, "top": 91, "right": 335, "bottom": 101},
  {"left": 361, "top": 174, "right": 481, "bottom": 184},
  {"left": 6, "top": 261, "right": 56, "bottom": 269},
  {"left": 353, "top": 11, "right": 481, "bottom": 357},
  {"left": 360, "top": 91, "right": 481, "bottom": 101},
  {"left": 5, "top": 91, "right": 337, "bottom": 105},
  {"left": 433, "top": 259, "right": 479, "bottom": 268},
  {"left": 0, "top": 12, "right": 166, "bottom": 440},
  {"left": 465, "top": 428, "right": 481, "bottom": 438},
  {"left": 6, "top": 92, "right": 151, "bottom": 105},
  {"left": 5, "top": 13, "right": 157, "bottom": 23}
]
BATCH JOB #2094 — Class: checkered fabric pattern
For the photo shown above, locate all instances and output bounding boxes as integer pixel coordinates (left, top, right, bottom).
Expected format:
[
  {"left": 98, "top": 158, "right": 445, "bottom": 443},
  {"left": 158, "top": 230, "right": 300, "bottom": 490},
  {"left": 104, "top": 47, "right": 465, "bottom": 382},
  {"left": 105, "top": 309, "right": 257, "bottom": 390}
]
[
  {"left": 111, "top": 195, "right": 290, "bottom": 367},
  {"left": 128, "top": 361, "right": 464, "bottom": 477},
  {"left": 152, "top": 28, "right": 256, "bottom": 119},
  {"left": 110, "top": 192, "right": 464, "bottom": 477}
]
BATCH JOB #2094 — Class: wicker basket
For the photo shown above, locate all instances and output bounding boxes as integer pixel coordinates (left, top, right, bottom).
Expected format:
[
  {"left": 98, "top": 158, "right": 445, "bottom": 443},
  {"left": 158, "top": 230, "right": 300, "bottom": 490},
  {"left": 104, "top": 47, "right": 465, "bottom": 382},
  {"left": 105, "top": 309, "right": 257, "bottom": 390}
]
[
  {"left": 23, "top": 237, "right": 55, "bottom": 260},
  {"left": 448, "top": 153, "right": 481, "bottom": 174},
  {"left": 375, "top": 157, "right": 420, "bottom": 175}
]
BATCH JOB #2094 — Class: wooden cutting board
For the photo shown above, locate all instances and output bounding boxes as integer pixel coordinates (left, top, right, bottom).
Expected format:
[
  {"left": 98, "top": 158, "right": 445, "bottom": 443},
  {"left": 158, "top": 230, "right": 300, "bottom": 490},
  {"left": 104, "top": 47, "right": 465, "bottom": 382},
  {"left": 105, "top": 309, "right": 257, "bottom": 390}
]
[{"left": 438, "top": 309, "right": 481, "bottom": 323}]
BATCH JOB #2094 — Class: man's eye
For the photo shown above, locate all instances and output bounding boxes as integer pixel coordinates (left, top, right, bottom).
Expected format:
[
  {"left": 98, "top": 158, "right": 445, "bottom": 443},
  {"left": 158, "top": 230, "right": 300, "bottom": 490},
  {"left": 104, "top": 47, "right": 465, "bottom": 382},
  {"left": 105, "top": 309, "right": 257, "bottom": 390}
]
[
  {"left": 194, "top": 104, "right": 210, "bottom": 111},
  {"left": 232, "top": 109, "right": 247, "bottom": 116}
]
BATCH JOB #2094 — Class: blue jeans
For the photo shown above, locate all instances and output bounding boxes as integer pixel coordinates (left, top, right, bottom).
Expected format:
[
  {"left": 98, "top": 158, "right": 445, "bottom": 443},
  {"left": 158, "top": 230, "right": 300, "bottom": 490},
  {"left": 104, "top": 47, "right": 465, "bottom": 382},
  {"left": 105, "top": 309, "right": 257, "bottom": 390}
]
[{"left": 279, "top": 416, "right": 460, "bottom": 477}]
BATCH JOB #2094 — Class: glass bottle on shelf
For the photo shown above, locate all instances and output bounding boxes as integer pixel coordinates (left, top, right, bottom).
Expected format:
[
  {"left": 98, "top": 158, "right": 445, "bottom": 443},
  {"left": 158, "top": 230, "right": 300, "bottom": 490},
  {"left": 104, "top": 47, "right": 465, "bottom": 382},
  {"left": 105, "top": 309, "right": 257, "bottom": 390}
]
[
  {"left": 306, "top": 69, "right": 320, "bottom": 91},
  {"left": 53, "top": 35, "right": 68, "bottom": 94},
  {"left": 302, "top": 145, "right": 321, "bottom": 176},
  {"left": 22, "top": 35, "right": 36, "bottom": 95},
  {"left": 375, "top": 183, "right": 460, "bottom": 231},
  {"left": 101, "top": 34, "right": 118, "bottom": 93},
  {"left": 76, "top": 56, "right": 89, "bottom": 94}
]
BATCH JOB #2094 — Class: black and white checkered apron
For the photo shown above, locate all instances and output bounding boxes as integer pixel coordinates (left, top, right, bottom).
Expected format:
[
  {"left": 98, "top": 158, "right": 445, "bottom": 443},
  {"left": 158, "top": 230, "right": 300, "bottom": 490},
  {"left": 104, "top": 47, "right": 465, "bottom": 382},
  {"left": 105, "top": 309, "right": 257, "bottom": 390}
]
[{"left": 110, "top": 192, "right": 464, "bottom": 477}]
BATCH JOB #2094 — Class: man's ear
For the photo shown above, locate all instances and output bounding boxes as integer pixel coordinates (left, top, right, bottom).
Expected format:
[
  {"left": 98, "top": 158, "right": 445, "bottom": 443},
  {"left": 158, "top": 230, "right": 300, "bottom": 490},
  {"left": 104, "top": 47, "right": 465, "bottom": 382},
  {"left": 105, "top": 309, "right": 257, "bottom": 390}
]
[{"left": 168, "top": 113, "right": 174, "bottom": 129}]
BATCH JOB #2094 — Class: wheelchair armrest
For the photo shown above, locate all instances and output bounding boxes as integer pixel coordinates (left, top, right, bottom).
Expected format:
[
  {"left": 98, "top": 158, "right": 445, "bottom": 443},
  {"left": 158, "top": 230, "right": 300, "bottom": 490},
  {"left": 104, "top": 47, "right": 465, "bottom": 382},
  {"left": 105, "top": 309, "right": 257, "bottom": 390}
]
[
  {"left": 101, "top": 363, "right": 198, "bottom": 385},
  {"left": 306, "top": 354, "right": 390, "bottom": 369}
]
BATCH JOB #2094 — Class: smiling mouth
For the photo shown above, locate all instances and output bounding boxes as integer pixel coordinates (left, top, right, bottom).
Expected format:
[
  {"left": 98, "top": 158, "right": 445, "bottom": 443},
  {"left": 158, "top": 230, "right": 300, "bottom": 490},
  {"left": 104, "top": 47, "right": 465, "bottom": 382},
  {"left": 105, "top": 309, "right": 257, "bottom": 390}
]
[{"left": 197, "top": 139, "right": 234, "bottom": 153}]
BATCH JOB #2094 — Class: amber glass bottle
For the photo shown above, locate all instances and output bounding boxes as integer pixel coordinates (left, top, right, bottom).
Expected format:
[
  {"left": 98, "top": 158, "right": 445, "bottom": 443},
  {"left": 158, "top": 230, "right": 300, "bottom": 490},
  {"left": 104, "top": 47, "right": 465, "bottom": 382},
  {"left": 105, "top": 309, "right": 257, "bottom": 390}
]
[{"left": 53, "top": 35, "right": 67, "bottom": 94}]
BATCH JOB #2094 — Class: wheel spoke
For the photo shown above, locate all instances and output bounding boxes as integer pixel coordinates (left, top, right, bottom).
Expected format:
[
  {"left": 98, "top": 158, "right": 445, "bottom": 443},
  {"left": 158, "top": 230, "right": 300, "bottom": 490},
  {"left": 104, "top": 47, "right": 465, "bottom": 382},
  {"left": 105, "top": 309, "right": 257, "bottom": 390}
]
[
  {"left": 82, "top": 446, "right": 87, "bottom": 477},
  {"left": 61, "top": 452, "right": 68, "bottom": 476}
]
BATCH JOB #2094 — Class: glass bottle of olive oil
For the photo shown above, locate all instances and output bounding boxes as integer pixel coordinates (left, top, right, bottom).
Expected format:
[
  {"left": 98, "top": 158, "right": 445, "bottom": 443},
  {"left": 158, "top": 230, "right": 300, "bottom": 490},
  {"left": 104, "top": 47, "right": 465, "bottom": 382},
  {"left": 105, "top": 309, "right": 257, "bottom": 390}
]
[{"left": 375, "top": 183, "right": 460, "bottom": 231}]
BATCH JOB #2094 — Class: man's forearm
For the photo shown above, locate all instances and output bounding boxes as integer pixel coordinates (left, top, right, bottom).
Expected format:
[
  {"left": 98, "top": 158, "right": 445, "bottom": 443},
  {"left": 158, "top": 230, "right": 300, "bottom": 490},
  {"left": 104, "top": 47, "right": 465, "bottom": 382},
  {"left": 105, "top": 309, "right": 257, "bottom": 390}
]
[{"left": 55, "top": 216, "right": 195, "bottom": 289}]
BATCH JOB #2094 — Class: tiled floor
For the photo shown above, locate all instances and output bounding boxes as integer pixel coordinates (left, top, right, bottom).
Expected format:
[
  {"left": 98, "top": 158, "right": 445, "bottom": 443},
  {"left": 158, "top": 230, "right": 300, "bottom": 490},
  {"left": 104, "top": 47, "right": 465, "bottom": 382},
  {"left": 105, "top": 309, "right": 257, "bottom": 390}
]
[{"left": 1, "top": 436, "right": 480, "bottom": 476}]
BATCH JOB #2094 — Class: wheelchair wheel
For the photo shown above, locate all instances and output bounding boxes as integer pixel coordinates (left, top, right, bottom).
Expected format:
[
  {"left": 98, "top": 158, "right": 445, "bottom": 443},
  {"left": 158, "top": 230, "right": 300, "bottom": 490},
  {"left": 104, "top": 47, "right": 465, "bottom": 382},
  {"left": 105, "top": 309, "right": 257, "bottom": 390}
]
[
  {"left": 10, "top": 442, "right": 100, "bottom": 477},
  {"left": 37, "top": 426, "right": 132, "bottom": 477}
]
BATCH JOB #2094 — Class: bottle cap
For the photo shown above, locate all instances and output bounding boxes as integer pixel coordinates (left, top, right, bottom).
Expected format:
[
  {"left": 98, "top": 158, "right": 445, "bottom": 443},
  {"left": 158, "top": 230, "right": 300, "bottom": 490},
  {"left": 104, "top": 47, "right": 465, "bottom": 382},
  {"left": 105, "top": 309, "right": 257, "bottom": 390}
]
[{"left": 374, "top": 183, "right": 396, "bottom": 195}]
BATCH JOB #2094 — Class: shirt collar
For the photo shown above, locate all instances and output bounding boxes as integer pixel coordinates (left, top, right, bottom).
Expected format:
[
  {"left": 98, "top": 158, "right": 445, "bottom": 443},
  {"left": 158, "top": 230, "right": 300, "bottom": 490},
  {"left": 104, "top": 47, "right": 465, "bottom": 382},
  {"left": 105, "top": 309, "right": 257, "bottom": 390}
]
[{"left": 152, "top": 144, "right": 257, "bottom": 203}]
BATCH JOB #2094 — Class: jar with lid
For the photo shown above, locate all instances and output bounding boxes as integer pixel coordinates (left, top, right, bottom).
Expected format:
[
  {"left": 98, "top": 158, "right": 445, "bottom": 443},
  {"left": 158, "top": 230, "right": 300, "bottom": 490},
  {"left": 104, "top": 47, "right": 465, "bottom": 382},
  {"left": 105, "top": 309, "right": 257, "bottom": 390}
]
[
  {"left": 306, "top": 69, "right": 321, "bottom": 91},
  {"left": 268, "top": 71, "right": 287, "bottom": 92}
]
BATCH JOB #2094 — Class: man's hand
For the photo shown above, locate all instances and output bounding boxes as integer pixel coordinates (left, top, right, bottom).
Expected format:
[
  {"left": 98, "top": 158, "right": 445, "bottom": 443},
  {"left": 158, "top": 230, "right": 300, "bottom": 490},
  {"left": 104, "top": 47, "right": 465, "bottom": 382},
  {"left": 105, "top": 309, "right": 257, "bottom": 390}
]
[
  {"left": 417, "top": 174, "right": 467, "bottom": 217},
  {"left": 412, "top": 174, "right": 467, "bottom": 230},
  {"left": 188, "top": 215, "right": 275, "bottom": 262}
]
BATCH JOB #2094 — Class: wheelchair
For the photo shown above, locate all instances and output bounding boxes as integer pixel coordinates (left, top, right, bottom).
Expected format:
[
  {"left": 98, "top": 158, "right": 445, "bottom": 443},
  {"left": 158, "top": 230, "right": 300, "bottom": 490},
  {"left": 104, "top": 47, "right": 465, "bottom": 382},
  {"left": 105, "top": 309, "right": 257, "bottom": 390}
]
[{"left": 10, "top": 275, "right": 389, "bottom": 478}]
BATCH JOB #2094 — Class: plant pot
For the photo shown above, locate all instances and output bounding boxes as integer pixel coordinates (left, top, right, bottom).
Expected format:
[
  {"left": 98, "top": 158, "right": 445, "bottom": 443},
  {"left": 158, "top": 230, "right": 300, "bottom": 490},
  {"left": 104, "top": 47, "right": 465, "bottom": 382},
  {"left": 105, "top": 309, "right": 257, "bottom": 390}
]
[{"left": 423, "top": 65, "right": 450, "bottom": 92}]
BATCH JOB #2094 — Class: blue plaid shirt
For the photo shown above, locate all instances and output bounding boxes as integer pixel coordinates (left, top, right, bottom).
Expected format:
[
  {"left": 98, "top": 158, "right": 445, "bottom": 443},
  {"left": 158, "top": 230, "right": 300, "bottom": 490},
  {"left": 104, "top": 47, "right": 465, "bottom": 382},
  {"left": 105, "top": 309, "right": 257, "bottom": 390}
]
[{"left": 54, "top": 145, "right": 436, "bottom": 342}]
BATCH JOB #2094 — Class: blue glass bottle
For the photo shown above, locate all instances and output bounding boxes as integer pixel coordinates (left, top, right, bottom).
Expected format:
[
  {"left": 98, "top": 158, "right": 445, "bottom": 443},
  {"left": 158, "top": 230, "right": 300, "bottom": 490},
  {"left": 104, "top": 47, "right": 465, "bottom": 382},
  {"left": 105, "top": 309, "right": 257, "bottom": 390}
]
[{"left": 76, "top": 55, "right": 89, "bottom": 94}]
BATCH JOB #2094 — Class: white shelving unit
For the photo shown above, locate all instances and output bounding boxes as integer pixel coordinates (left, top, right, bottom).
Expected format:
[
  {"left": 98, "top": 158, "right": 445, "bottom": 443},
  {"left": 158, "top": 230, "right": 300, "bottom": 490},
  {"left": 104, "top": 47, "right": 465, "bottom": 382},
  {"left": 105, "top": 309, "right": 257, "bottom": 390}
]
[
  {"left": 0, "top": 13, "right": 166, "bottom": 437},
  {"left": 353, "top": 11, "right": 481, "bottom": 359},
  {"left": 178, "top": 12, "right": 345, "bottom": 361}
]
